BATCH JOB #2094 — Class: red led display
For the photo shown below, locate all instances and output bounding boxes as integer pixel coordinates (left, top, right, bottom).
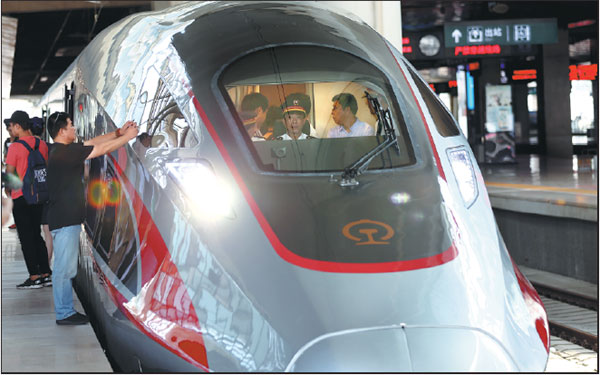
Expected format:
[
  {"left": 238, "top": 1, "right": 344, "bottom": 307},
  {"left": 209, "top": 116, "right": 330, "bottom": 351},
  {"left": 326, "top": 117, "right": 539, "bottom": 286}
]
[
  {"left": 402, "top": 46, "right": 413, "bottom": 53},
  {"left": 569, "top": 64, "right": 597, "bottom": 80},
  {"left": 568, "top": 20, "right": 596, "bottom": 29},
  {"left": 454, "top": 45, "right": 501, "bottom": 56},
  {"left": 448, "top": 80, "right": 458, "bottom": 88},
  {"left": 512, "top": 69, "right": 537, "bottom": 80},
  {"left": 468, "top": 62, "right": 480, "bottom": 71}
]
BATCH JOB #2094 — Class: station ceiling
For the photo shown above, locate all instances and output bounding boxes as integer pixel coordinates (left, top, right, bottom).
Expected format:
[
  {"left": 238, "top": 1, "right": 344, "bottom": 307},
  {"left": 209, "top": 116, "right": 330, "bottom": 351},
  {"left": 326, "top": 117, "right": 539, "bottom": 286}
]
[
  {"left": 1, "top": 0, "right": 597, "bottom": 97},
  {"left": 2, "top": 1, "right": 152, "bottom": 97}
]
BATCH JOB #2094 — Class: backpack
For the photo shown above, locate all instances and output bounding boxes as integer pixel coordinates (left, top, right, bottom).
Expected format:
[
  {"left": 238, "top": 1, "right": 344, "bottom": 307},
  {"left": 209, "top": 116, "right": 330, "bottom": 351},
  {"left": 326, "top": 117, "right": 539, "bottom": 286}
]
[{"left": 15, "top": 138, "right": 49, "bottom": 205}]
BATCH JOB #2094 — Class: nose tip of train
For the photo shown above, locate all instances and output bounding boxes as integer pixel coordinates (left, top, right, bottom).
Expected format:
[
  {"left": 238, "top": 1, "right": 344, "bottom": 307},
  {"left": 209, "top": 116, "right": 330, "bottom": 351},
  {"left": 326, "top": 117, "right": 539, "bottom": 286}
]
[{"left": 286, "top": 325, "right": 519, "bottom": 372}]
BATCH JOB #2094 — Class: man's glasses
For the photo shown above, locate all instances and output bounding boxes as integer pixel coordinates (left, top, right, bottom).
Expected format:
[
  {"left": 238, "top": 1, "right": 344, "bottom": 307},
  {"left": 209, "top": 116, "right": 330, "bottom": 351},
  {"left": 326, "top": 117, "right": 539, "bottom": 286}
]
[{"left": 50, "top": 112, "right": 68, "bottom": 125}]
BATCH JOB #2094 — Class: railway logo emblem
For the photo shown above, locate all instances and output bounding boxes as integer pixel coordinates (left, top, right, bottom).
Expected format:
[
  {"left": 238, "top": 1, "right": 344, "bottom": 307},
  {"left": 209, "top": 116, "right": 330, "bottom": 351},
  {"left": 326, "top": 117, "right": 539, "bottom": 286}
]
[{"left": 342, "top": 219, "right": 395, "bottom": 245}]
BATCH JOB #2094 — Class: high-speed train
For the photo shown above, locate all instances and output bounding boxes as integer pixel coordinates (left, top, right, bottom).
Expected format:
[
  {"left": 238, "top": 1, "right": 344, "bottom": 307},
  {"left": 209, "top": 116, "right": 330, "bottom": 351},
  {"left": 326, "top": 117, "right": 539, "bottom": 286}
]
[{"left": 39, "top": 1, "right": 549, "bottom": 372}]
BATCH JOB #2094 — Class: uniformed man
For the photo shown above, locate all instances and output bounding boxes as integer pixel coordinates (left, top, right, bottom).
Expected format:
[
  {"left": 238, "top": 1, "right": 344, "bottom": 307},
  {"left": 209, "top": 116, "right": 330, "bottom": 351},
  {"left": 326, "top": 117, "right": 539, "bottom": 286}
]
[
  {"left": 277, "top": 93, "right": 315, "bottom": 141},
  {"left": 240, "top": 110, "right": 265, "bottom": 141}
]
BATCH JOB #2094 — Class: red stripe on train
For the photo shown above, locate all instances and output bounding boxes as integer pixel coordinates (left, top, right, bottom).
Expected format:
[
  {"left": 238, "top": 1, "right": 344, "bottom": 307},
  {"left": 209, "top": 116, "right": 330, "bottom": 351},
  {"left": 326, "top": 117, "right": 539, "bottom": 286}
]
[{"left": 87, "top": 155, "right": 210, "bottom": 370}]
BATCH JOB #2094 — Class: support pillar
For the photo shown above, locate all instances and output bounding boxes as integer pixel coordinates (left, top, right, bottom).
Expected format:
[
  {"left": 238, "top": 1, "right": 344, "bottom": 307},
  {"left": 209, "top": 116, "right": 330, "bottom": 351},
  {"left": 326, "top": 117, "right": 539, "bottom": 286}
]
[{"left": 541, "top": 28, "right": 572, "bottom": 157}]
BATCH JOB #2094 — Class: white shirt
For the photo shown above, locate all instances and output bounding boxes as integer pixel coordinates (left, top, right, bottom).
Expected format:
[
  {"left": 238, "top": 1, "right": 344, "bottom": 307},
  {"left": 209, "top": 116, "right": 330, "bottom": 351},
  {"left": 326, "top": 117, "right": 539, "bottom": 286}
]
[
  {"left": 278, "top": 133, "right": 309, "bottom": 140},
  {"left": 327, "top": 119, "right": 374, "bottom": 138},
  {"left": 250, "top": 128, "right": 265, "bottom": 142}
]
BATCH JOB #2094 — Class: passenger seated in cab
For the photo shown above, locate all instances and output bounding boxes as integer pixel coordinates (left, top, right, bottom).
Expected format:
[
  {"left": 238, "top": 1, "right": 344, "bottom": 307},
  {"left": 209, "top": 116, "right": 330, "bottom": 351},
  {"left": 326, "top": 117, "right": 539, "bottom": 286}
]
[
  {"left": 328, "top": 93, "right": 374, "bottom": 138},
  {"left": 241, "top": 92, "right": 268, "bottom": 135},
  {"left": 276, "top": 93, "right": 315, "bottom": 141},
  {"left": 262, "top": 105, "right": 283, "bottom": 140}
]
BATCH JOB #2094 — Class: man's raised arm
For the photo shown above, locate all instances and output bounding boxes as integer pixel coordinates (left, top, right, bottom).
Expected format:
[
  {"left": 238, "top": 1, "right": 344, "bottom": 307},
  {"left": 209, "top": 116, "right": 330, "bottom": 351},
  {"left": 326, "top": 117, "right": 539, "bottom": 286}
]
[{"left": 86, "top": 122, "right": 139, "bottom": 160}]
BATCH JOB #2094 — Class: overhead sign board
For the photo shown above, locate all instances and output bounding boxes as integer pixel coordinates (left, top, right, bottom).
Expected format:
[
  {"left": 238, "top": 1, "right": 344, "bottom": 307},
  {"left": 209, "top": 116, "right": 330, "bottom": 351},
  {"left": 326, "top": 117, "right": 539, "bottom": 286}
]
[{"left": 444, "top": 19, "right": 557, "bottom": 47}]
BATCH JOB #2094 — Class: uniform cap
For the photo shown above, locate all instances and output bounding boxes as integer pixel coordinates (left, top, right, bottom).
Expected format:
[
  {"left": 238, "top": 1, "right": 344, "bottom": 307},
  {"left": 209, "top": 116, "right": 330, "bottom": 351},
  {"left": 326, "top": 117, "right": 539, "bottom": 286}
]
[{"left": 282, "top": 93, "right": 311, "bottom": 116}]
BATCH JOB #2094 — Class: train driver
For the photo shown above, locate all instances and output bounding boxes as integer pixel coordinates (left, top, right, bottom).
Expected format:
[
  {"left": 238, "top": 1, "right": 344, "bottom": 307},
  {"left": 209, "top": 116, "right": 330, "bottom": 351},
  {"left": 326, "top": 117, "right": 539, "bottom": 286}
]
[
  {"left": 328, "top": 92, "right": 374, "bottom": 138},
  {"left": 276, "top": 93, "right": 315, "bottom": 141}
]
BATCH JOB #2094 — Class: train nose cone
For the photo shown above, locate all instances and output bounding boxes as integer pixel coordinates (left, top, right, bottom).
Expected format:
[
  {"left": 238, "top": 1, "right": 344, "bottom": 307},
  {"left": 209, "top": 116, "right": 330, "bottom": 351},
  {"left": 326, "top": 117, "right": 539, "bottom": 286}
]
[
  {"left": 286, "top": 325, "right": 519, "bottom": 372},
  {"left": 286, "top": 327, "right": 412, "bottom": 372}
]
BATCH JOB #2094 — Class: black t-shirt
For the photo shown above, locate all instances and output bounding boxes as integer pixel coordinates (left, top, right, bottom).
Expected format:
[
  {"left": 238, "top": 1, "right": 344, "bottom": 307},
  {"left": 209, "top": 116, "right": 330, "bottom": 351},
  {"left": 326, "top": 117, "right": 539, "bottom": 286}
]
[{"left": 47, "top": 142, "right": 93, "bottom": 231}]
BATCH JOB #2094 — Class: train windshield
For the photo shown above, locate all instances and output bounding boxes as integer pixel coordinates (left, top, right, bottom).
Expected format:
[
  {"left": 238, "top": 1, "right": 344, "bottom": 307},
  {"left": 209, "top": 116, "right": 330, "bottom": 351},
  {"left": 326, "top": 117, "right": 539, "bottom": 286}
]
[{"left": 220, "top": 46, "right": 415, "bottom": 173}]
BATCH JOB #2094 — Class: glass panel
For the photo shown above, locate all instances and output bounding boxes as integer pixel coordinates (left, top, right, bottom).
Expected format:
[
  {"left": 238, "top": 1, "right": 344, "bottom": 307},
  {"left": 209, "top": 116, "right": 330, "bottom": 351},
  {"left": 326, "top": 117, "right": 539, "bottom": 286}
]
[
  {"left": 408, "top": 68, "right": 461, "bottom": 137},
  {"left": 527, "top": 81, "right": 538, "bottom": 145},
  {"left": 570, "top": 80, "right": 594, "bottom": 145},
  {"left": 220, "top": 46, "right": 415, "bottom": 173}
]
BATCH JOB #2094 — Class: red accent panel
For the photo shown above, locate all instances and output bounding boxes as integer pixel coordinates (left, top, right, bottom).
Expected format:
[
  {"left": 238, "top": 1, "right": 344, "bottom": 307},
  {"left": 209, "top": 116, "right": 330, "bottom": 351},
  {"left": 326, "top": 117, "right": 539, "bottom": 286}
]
[
  {"left": 385, "top": 43, "right": 447, "bottom": 181},
  {"left": 90, "top": 253, "right": 209, "bottom": 371},
  {"left": 189, "top": 92, "right": 458, "bottom": 273},
  {"left": 510, "top": 257, "right": 550, "bottom": 353},
  {"left": 96, "top": 155, "right": 210, "bottom": 370}
]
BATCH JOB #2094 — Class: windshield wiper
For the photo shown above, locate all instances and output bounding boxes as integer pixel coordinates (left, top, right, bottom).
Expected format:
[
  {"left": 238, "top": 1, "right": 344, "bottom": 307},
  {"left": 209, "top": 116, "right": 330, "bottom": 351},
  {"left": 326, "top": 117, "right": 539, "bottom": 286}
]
[{"left": 339, "top": 91, "right": 400, "bottom": 187}]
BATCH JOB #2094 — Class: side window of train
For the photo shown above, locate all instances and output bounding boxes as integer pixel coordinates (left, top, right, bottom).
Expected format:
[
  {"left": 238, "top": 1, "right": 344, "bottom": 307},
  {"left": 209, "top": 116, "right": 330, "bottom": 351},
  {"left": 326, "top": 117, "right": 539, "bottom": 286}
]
[
  {"left": 131, "top": 70, "right": 199, "bottom": 163},
  {"left": 408, "top": 69, "right": 461, "bottom": 137}
]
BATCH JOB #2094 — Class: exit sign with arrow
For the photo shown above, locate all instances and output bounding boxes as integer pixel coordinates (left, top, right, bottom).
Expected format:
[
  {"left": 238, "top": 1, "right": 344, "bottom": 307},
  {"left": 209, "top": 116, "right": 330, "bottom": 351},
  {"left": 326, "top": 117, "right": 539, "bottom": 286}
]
[{"left": 444, "top": 19, "right": 557, "bottom": 47}]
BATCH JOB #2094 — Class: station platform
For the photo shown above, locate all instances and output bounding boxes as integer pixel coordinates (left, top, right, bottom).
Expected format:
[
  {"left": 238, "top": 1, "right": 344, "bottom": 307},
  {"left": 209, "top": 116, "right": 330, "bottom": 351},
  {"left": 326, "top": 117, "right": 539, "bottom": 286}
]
[
  {"left": 479, "top": 155, "right": 598, "bottom": 221},
  {"left": 481, "top": 154, "right": 597, "bottom": 222},
  {"left": 480, "top": 154, "right": 598, "bottom": 283},
  {"left": 1, "top": 226, "right": 111, "bottom": 373}
]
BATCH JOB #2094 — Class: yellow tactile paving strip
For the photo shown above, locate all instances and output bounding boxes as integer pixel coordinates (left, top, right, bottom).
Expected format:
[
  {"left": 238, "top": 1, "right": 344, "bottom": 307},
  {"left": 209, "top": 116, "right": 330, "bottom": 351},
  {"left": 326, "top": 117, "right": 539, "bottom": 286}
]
[{"left": 485, "top": 182, "right": 597, "bottom": 196}]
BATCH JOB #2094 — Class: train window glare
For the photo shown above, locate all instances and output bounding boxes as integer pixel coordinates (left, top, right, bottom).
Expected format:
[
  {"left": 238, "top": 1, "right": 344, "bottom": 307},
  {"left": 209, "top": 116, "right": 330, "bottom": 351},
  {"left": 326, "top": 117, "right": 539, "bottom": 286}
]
[
  {"left": 220, "top": 46, "right": 415, "bottom": 173},
  {"left": 407, "top": 69, "right": 461, "bottom": 137}
]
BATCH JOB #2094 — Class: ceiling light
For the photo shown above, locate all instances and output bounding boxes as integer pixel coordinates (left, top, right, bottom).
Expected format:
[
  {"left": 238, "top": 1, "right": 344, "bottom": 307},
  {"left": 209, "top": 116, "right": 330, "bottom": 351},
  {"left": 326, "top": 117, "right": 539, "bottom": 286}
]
[
  {"left": 419, "top": 35, "right": 441, "bottom": 57},
  {"left": 489, "top": 2, "right": 509, "bottom": 14}
]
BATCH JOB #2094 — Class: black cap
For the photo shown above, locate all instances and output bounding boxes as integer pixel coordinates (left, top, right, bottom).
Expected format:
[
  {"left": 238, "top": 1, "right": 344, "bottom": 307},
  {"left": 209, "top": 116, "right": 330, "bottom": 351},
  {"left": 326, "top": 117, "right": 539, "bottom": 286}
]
[
  {"left": 4, "top": 110, "right": 30, "bottom": 127},
  {"left": 30, "top": 117, "right": 44, "bottom": 135}
]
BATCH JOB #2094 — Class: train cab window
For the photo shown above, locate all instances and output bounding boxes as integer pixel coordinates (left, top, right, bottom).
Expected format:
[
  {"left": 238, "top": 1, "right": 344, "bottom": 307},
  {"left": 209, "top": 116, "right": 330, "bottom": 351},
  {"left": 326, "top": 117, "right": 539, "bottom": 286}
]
[
  {"left": 220, "top": 45, "right": 415, "bottom": 173},
  {"left": 407, "top": 68, "right": 461, "bottom": 137}
]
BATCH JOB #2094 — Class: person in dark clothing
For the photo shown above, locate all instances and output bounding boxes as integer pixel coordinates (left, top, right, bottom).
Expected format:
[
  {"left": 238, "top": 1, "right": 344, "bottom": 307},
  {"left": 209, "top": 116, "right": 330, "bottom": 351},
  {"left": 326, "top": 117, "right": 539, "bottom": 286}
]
[
  {"left": 4, "top": 110, "right": 52, "bottom": 289},
  {"left": 30, "top": 116, "right": 53, "bottom": 263},
  {"left": 47, "top": 111, "right": 138, "bottom": 325}
]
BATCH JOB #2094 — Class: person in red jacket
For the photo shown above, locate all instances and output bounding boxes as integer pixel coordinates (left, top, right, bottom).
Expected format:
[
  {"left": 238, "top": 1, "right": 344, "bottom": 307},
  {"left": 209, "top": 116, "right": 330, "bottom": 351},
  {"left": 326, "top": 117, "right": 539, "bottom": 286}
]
[{"left": 4, "top": 110, "right": 52, "bottom": 289}]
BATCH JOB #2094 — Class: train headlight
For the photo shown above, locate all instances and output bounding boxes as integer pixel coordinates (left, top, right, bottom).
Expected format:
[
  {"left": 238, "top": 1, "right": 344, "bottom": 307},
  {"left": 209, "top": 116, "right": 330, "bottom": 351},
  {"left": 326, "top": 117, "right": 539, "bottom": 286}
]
[
  {"left": 166, "top": 161, "right": 234, "bottom": 218},
  {"left": 447, "top": 148, "right": 478, "bottom": 207}
]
